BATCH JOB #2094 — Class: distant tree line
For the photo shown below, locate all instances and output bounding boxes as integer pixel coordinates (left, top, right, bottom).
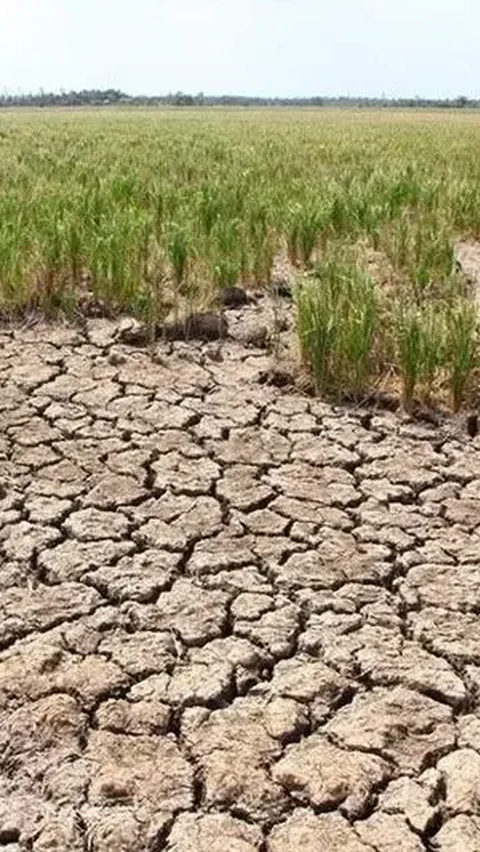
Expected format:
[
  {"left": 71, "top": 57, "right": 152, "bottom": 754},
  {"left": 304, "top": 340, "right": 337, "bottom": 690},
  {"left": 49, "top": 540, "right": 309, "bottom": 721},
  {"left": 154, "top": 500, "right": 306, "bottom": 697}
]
[{"left": 0, "top": 89, "right": 477, "bottom": 109}]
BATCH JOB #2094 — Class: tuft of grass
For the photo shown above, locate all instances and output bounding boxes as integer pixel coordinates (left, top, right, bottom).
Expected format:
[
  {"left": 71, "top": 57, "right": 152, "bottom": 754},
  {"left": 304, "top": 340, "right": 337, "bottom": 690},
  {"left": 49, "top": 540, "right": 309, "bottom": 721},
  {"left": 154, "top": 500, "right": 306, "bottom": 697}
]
[
  {"left": 296, "top": 278, "right": 337, "bottom": 394},
  {"left": 167, "top": 224, "right": 189, "bottom": 321},
  {"left": 295, "top": 259, "right": 378, "bottom": 395},
  {"left": 298, "top": 258, "right": 479, "bottom": 413},
  {"left": 393, "top": 295, "right": 477, "bottom": 412},
  {"left": 395, "top": 304, "right": 436, "bottom": 411},
  {"left": 445, "top": 300, "right": 477, "bottom": 411}
]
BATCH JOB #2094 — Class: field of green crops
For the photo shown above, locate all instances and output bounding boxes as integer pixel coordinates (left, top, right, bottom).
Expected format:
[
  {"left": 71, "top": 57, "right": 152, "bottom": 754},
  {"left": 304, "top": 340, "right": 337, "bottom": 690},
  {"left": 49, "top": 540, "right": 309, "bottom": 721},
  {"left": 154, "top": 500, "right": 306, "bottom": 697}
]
[{"left": 2, "top": 107, "right": 480, "bottom": 408}]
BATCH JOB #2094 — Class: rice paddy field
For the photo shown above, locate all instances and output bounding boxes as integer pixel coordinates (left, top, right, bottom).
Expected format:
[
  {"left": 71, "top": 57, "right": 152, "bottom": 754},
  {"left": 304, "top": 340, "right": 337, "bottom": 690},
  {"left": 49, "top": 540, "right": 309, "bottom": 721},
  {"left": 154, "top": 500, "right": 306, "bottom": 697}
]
[
  {"left": 2, "top": 106, "right": 480, "bottom": 408},
  {"left": 5, "top": 109, "right": 480, "bottom": 852}
]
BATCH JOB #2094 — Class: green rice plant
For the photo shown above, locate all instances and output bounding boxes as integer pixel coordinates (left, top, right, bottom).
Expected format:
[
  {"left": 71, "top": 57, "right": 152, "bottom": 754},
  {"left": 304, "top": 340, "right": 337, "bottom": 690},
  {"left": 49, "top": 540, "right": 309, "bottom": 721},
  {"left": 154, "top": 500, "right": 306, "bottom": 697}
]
[
  {"left": 445, "top": 300, "right": 478, "bottom": 411},
  {"left": 252, "top": 226, "right": 276, "bottom": 286},
  {"left": 416, "top": 304, "right": 447, "bottom": 403},
  {"left": 335, "top": 273, "right": 378, "bottom": 391},
  {"left": 295, "top": 260, "right": 378, "bottom": 395},
  {"left": 212, "top": 257, "right": 242, "bottom": 289},
  {"left": 167, "top": 224, "right": 190, "bottom": 320},
  {"left": 297, "top": 205, "right": 326, "bottom": 266},
  {"left": 295, "top": 277, "right": 337, "bottom": 393},
  {"left": 394, "top": 301, "right": 450, "bottom": 410},
  {"left": 394, "top": 304, "right": 424, "bottom": 411},
  {"left": 286, "top": 203, "right": 302, "bottom": 266},
  {"left": 68, "top": 221, "right": 82, "bottom": 286},
  {"left": 199, "top": 184, "right": 221, "bottom": 236},
  {"left": 411, "top": 220, "right": 455, "bottom": 301},
  {"left": 329, "top": 194, "right": 350, "bottom": 236}
]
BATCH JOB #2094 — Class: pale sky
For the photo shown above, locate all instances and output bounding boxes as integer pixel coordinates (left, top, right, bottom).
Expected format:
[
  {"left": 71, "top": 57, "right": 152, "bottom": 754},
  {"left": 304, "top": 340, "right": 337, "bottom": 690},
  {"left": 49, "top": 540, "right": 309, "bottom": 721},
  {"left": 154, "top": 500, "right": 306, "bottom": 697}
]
[{"left": 0, "top": 0, "right": 478, "bottom": 99}]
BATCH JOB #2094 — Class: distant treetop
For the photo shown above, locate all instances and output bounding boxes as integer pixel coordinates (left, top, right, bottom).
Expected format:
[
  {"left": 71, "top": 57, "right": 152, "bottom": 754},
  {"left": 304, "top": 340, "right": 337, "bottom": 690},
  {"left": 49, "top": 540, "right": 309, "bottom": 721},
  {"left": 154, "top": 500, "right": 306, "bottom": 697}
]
[{"left": 0, "top": 89, "right": 477, "bottom": 109}]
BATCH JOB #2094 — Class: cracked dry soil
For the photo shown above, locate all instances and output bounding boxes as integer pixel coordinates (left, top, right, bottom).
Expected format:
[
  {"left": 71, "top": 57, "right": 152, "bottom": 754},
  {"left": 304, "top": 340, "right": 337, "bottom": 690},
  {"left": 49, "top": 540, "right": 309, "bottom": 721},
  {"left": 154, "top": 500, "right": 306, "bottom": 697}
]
[{"left": 1, "top": 311, "right": 480, "bottom": 852}]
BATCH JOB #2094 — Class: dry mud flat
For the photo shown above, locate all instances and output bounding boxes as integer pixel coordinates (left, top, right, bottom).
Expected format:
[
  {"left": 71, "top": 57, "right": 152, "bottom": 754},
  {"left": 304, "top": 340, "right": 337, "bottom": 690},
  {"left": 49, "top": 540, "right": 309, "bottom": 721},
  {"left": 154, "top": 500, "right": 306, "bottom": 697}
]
[{"left": 1, "top": 309, "right": 480, "bottom": 851}]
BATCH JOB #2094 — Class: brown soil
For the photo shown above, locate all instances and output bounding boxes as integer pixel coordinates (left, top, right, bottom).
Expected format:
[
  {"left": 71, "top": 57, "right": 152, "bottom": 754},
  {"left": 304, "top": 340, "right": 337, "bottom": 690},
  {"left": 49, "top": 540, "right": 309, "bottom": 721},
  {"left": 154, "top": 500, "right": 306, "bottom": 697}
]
[{"left": 1, "top": 302, "right": 480, "bottom": 851}]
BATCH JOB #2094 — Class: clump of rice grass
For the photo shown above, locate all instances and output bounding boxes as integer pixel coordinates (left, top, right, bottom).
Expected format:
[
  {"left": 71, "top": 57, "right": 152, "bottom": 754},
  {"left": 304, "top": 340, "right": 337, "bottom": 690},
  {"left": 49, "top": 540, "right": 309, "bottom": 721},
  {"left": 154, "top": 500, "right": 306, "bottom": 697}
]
[
  {"left": 445, "top": 300, "right": 477, "bottom": 411},
  {"left": 298, "top": 256, "right": 479, "bottom": 413},
  {"left": 393, "top": 293, "right": 477, "bottom": 412},
  {"left": 167, "top": 224, "right": 190, "bottom": 321},
  {"left": 286, "top": 202, "right": 328, "bottom": 266},
  {"left": 394, "top": 303, "right": 444, "bottom": 411},
  {"left": 295, "top": 259, "right": 378, "bottom": 395}
]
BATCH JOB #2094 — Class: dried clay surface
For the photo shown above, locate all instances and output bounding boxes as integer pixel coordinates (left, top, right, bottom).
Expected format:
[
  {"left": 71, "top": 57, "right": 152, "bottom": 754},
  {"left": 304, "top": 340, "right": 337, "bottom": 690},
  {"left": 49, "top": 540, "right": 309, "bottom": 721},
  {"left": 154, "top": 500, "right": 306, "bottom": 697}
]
[{"left": 1, "top": 304, "right": 480, "bottom": 851}]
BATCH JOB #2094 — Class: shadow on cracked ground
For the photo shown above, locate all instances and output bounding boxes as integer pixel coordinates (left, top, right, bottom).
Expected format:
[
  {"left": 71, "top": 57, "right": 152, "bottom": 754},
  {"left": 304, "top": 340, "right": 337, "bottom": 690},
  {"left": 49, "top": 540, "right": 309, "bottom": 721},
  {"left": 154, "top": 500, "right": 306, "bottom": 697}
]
[{"left": 1, "top": 314, "right": 480, "bottom": 851}]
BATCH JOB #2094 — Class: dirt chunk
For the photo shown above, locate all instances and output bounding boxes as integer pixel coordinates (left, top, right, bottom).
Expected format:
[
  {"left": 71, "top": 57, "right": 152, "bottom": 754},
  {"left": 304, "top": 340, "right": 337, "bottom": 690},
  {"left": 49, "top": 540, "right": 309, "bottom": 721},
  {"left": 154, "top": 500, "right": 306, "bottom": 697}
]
[
  {"left": 83, "top": 473, "right": 146, "bottom": 508},
  {"left": 33, "top": 809, "right": 85, "bottom": 852},
  {"left": 63, "top": 507, "right": 129, "bottom": 540},
  {"left": 378, "top": 776, "right": 439, "bottom": 834},
  {"left": 86, "top": 730, "right": 193, "bottom": 810},
  {"left": 235, "top": 603, "right": 300, "bottom": 659},
  {"left": 0, "top": 636, "right": 128, "bottom": 709},
  {"left": 0, "top": 693, "right": 85, "bottom": 777},
  {"left": 39, "top": 538, "right": 134, "bottom": 583},
  {"left": 133, "top": 579, "right": 230, "bottom": 646},
  {"left": 185, "top": 695, "right": 286, "bottom": 822},
  {"left": 268, "top": 656, "right": 352, "bottom": 718},
  {"left": 400, "top": 562, "right": 480, "bottom": 612},
  {"left": 167, "top": 812, "right": 263, "bottom": 852},
  {"left": 277, "top": 547, "right": 390, "bottom": 590},
  {"left": 354, "top": 812, "right": 424, "bottom": 851},
  {"left": 98, "top": 629, "right": 175, "bottom": 677},
  {"left": 411, "top": 607, "right": 480, "bottom": 664},
  {"left": 273, "top": 736, "right": 391, "bottom": 817},
  {"left": 95, "top": 698, "right": 171, "bottom": 735},
  {"left": 167, "top": 660, "right": 233, "bottom": 706},
  {"left": 0, "top": 583, "right": 102, "bottom": 645},
  {"left": 84, "top": 549, "right": 179, "bottom": 602},
  {"left": 438, "top": 749, "right": 480, "bottom": 814},
  {"left": 162, "top": 312, "right": 228, "bottom": 341},
  {"left": 326, "top": 686, "right": 454, "bottom": 772},
  {"left": 432, "top": 814, "right": 480, "bottom": 851},
  {"left": 354, "top": 634, "right": 466, "bottom": 708},
  {"left": 2, "top": 520, "right": 61, "bottom": 561},
  {"left": 267, "top": 809, "right": 373, "bottom": 852},
  {"left": 213, "top": 427, "right": 290, "bottom": 466}
]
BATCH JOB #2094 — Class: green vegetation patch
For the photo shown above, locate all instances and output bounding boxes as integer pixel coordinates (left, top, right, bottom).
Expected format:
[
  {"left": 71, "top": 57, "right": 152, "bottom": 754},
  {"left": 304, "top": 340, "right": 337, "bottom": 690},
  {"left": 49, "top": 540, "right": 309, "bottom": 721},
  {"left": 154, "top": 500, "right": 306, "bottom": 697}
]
[{"left": 1, "top": 107, "right": 480, "bottom": 407}]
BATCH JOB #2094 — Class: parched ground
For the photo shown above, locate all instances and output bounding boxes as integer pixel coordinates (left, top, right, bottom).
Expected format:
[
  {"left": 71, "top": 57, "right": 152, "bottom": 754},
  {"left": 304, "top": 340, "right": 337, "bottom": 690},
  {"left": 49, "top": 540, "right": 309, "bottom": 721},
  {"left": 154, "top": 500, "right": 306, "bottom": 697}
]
[{"left": 2, "top": 312, "right": 480, "bottom": 852}]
